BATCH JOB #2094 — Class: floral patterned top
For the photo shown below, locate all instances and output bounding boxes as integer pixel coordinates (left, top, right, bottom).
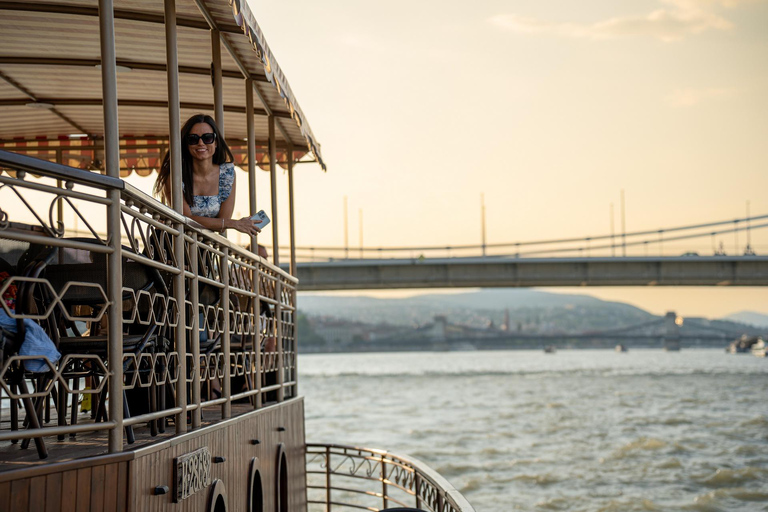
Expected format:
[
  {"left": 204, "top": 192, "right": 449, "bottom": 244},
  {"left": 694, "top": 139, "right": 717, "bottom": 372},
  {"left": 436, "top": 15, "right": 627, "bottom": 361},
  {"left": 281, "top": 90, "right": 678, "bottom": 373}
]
[{"left": 187, "top": 163, "right": 235, "bottom": 218}]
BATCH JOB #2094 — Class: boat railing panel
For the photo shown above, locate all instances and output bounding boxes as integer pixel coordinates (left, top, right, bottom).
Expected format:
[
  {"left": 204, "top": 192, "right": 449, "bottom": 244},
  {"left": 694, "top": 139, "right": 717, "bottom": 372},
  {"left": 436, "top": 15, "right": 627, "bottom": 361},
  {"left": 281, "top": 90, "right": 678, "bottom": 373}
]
[
  {"left": 305, "top": 443, "right": 476, "bottom": 512},
  {"left": 0, "top": 150, "right": 298, "bottom": 457}
]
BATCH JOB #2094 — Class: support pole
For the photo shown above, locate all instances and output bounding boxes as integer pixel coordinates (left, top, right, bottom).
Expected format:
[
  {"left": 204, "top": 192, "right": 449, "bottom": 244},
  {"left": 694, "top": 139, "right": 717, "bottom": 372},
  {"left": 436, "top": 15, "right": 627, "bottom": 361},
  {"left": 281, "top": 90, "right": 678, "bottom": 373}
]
[
  {"left": 358, "top": 208, "right": 363, "bottom": 260},
  {"left": 481, "top": 193, "right": 486, "bottom": 257},
  {"left": 56, "top": 151, "right": 64, "bottom": 248},
  {"left": 746, "top": 201, "right": 753, "bottom": 254},
  {"left": 276, "top": 276, "right": 284, "bottom": 403},
  {"left": 98, "top": 0, "right": 124, "bottom": 453},
  {"left": 164, "top": 0, "right": 187, "bottom": 434},
  {"left": 211, "top": 29, "right": 224, "bottom": 136},
  {"left": 246, "top": 79, "right": 257, "bottom": 252},
  {"left": 288, "top": 144, "right": 297, "bottom": 275},
  {"left": 344, "top": 196, "right": 348, "bottom": 259},
  {"left": 610, "top": 203, "right": 615, "bottom": 257},
  {"left": 222, "top": 245, "right": 231, "bottom": 419},
  {"left": 268, "top": 115, "right": 279, "bottom": 265},
  {"left": 190, "top": 233, "right": 201, "bottom": 428},
  {"left": 246, "top": 81, "right": 262, "bottom": 410},
  {"left": 621, "top": 189, "right": 626, "bottom": 257}
]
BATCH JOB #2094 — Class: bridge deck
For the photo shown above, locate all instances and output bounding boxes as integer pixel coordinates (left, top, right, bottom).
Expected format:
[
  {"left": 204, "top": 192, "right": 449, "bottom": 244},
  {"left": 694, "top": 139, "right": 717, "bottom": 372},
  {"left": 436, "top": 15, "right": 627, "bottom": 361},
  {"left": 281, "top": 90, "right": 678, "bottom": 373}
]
[{"left": 295, "top": 256, "right": 768, "bottom": 290}]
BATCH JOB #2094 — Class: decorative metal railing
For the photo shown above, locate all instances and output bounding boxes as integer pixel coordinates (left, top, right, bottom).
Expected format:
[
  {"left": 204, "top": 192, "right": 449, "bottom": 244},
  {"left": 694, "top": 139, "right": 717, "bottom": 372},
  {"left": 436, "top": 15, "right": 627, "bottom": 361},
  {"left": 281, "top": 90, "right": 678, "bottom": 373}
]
[
  {"left": 0, "top": 150, "right": 297, "bottom": 457},
  {"left": 306, "top": 444, "right": 475, "bottom": 512}
]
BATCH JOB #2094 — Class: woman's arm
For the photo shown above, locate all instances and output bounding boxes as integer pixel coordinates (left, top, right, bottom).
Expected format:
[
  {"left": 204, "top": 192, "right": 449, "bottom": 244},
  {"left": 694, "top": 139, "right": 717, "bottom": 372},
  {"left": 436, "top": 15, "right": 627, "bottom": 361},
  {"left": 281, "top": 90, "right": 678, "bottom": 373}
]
[
  {"left": 216, "top": 172, "right": 263, "bottom": 235},
  {"left": 164, "top": 173, "right": 260, "bottom": 234}
]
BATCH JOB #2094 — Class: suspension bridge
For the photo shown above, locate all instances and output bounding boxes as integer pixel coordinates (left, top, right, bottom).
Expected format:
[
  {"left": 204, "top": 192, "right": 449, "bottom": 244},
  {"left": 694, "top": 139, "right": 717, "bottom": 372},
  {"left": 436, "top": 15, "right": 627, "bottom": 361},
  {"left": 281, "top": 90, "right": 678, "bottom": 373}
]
[
  {"left": 288, "top": 214, "right": 768, "bottom": 290},
  {"left": 370, "top": 312, "right": 763, "bottom": 352}
]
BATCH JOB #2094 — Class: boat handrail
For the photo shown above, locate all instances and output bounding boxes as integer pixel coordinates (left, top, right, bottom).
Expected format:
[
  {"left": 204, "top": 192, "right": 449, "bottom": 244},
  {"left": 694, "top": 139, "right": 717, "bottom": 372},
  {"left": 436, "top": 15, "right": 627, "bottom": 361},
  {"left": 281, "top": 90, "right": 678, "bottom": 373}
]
[
  {"left": 0, "top": 150, "right": 124, "bottom": 191},
  {"left": 305, "top": 443, "right": 476, "bottom": 512}
]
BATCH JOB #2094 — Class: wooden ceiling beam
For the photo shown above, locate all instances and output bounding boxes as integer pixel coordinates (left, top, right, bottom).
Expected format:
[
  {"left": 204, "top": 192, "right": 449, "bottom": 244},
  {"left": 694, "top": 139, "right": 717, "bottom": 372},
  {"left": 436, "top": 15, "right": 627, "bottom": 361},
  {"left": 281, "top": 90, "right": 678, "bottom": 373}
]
[
  {"left": 0, "top": 2, "right": 242, "bottom": 33},
  {"left": 0, "top": 98, "right": 294, "bottom": 119},
  {"left": 0, "top": 70, "right": 89, "bottom": 134},
  {"left": 0, "top": 57, "right": 267, "bottom": 82}
]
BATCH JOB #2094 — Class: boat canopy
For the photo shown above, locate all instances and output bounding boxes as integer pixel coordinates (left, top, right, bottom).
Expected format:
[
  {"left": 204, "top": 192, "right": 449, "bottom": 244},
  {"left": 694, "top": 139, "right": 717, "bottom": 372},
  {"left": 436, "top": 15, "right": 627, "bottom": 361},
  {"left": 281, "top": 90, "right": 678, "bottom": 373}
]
[{"left": 0, "top": 0, "right": 325, "bottom": 175}]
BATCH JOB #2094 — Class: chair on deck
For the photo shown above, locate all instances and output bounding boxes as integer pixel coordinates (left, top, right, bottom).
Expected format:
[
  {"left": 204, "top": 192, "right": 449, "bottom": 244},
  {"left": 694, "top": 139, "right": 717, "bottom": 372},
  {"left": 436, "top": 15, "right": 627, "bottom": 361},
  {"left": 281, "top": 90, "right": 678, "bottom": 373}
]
[
  {"left": 22, "top": 241, "right": 172, "bottom": 443},
  {"left": 0, "top": 254, "right": 52, "bottom": 459}
]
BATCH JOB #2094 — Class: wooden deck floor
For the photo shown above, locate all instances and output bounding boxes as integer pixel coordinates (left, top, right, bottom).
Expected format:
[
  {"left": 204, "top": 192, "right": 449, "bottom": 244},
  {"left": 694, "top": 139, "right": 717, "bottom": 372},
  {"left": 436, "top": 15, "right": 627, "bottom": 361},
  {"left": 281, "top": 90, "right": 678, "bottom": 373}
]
[{"left": 0, "top": 403, "right": 257, "bottom": 472}]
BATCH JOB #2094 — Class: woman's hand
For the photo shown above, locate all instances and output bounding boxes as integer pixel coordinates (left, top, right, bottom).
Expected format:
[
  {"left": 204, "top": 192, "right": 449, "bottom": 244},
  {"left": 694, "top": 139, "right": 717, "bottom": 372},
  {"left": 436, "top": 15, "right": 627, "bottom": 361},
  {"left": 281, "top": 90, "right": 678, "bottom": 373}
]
[{"left": 227, "top": 216, "right": 262, "bottom": 236}]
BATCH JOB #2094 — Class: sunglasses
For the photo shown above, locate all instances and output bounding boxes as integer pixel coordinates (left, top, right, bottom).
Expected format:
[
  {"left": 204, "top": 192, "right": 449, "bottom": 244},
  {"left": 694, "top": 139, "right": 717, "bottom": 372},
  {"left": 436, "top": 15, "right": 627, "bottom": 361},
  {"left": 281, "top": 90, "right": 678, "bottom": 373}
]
[{"left": 186, "top": 132, "right": 216, "bottom": 145}]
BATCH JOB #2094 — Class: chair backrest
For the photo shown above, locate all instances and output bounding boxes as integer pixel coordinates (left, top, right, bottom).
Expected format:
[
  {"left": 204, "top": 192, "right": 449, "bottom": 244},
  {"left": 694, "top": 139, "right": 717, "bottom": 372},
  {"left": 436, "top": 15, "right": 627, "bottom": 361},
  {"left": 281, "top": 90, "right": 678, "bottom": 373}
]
[
  {"left": 0, "top": 255, "right": 20, "bottom": 351},
  {"left": 0, "top": 255, "right": 14, "bottom": 276}
]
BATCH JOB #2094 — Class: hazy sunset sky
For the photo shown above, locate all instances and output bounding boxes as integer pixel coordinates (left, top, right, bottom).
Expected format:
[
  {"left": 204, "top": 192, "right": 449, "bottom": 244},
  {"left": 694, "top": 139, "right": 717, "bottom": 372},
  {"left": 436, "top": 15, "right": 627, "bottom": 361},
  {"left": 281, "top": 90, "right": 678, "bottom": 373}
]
[{"left": 210, "top": 1, "right": 768, "bottom": 317}]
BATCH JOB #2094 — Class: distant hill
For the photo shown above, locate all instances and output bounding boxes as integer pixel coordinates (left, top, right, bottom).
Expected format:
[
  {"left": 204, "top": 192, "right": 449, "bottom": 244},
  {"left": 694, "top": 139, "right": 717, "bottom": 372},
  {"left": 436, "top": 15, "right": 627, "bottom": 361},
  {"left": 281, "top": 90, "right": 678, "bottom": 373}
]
[
  {"left": 298, "top": 289, "right": 652, "bottom": 330},
  {"left": 722, "top": 311, "right": 768, "bottom": 328}
]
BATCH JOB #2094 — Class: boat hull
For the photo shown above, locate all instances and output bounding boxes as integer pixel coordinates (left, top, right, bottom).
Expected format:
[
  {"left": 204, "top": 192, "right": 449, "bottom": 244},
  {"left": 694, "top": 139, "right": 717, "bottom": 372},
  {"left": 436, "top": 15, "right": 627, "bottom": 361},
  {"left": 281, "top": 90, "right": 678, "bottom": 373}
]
[{"left": 0, "top": 399, "right": 307, "bottom": 512}]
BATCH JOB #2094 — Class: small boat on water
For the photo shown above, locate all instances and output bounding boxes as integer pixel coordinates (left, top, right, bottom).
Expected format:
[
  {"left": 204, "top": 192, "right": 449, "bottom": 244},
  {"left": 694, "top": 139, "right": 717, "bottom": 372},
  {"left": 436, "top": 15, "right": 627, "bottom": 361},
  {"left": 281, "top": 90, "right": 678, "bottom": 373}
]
[
  {"left": 726, "top": 335, "right": 764, "bottom": 355},
  {"left": 751, "top": 338, "right": 766, "bottom": 358},
  {"left": 0, "top": 2, "right": 475, "bottom": 511}
]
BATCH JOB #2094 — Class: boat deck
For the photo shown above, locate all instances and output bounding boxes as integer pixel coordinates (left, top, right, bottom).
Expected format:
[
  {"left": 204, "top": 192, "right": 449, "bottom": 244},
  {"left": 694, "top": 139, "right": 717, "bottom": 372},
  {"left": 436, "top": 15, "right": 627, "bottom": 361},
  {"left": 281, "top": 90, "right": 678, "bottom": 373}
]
[{"left": 0, "top": 402, "right": 259, "bottom": 473}]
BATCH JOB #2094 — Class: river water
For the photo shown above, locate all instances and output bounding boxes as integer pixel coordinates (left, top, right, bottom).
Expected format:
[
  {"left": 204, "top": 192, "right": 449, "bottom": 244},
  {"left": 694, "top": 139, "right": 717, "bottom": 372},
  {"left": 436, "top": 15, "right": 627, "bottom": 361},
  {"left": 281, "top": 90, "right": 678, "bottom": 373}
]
[{"left": 299, "top": 349, "right": 768, "bottom": 512}]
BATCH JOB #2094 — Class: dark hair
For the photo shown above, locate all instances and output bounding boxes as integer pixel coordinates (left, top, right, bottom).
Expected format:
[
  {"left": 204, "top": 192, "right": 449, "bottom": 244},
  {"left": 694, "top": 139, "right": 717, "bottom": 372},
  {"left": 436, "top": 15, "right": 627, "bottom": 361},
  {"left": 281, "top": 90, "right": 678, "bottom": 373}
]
[{"left": 154, "top": 114, "right": 234, "bottom": 206}]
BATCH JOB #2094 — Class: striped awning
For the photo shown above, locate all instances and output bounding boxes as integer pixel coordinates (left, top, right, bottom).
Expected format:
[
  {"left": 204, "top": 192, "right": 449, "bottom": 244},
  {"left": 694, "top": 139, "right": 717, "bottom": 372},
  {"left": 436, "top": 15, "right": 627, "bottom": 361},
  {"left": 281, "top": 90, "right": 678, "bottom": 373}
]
[{"left": 0, "top": 0, "right": 325, "bottom": 175}]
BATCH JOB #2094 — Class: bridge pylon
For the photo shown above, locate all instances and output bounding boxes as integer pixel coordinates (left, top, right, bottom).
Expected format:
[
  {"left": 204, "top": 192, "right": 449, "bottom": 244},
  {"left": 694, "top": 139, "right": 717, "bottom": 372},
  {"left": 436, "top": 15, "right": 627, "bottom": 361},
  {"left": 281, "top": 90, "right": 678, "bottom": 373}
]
[{"left": 664, "top": 311, "right": 681, "bottom": 351}]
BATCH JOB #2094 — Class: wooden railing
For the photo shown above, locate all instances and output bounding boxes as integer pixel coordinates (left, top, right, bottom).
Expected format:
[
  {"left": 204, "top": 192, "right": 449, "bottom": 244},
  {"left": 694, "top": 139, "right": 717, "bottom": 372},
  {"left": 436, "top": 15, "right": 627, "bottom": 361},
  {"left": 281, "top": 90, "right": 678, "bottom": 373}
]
[{"left": 305, "top": 443, "right": 475, "bottom": 512}]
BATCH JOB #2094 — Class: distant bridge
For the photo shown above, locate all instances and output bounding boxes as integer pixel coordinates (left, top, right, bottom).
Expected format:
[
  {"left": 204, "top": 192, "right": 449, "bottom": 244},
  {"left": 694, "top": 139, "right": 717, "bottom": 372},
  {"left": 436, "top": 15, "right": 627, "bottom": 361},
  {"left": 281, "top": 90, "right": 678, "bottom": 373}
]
[
  {"left": 369, "top": 312, "right": 761, "bottom": 351},
  {"left": 286, "top": 213, "right": 768, "bottom": 290},
  {"left": 295, "top": 255, "right": 768, "bottom": 291}
]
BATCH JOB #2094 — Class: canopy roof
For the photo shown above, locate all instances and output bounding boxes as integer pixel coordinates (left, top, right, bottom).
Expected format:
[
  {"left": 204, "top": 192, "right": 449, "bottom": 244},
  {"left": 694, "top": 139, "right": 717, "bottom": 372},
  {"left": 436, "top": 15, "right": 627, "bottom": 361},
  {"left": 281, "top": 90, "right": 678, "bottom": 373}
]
[{"left": 0, "top": 0, "right": 325, "bottom": 175}]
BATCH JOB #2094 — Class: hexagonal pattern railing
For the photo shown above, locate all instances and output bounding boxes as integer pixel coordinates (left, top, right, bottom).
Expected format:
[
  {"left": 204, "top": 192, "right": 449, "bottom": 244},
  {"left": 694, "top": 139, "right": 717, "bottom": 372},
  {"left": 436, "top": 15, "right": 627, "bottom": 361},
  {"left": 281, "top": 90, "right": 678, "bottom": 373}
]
[{"left": 0, "top": 151, "right": 300, "bottom": 452}]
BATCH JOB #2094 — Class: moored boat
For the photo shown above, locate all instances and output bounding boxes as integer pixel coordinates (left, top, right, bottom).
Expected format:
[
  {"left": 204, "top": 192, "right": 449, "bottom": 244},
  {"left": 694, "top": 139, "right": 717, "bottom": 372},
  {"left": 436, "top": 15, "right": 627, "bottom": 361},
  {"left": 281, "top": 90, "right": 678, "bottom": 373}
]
[
  {"left": 726, "top": 335, "right": 764, "bottom": 354},
  {"left": 0, "top": 2, "right": 475, "bottom": 511},
  {"left": 751, "top": 338, "right": 766, "bottom": 358}
]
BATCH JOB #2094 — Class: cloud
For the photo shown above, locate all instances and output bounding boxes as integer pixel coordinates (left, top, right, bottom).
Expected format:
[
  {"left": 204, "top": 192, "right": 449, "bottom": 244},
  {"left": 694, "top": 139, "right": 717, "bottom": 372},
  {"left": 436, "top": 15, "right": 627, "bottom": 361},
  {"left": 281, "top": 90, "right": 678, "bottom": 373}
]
[
  {"left": 487, "top": 0, "right": 750, "bottom": 42},
  {"left": 666, "top": 0, "right": 762, "bottom": 7},
  {"left": 664, "top": 87, "right": 737, "bottom": 106}
]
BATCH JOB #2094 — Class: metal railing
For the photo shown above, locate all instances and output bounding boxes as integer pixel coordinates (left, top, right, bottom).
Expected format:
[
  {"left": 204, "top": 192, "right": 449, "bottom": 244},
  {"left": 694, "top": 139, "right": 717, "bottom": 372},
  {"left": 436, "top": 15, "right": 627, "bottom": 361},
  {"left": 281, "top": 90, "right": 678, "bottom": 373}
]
[
  {"left": 306, "top": 443, "right": 475, "bottom": 512},
  {"left": 0, "top": 150, "right": 297, "bottom": 455}
]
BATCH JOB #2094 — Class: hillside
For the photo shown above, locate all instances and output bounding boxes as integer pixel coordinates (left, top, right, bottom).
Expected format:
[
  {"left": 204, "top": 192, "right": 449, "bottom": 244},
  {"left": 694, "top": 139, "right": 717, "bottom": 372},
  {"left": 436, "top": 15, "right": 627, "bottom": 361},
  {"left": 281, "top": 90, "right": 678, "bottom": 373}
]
[
  {"left": 298, "top": 289, "right": 652, "bottom": 331},
  {"left": 722, "top": 311, "right": 768, "bottom": 328}
]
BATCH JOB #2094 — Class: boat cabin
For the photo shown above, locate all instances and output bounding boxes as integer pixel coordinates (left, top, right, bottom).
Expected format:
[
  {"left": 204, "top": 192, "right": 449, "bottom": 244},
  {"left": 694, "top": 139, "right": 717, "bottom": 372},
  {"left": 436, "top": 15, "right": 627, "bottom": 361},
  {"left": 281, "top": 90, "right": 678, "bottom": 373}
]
[{"left": 1, "top": 0, "right": 318, "bottom": 510}]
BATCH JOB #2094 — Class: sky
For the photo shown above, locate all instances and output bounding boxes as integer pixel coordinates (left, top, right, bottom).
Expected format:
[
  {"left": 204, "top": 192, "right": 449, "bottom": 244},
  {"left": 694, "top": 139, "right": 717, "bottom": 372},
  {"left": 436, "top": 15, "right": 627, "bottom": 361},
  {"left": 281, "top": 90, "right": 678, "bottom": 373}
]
[
  {"left": 3, "top": 2, "right": 765, "bottom": 321},
  {"left": 159, "top": 0, "right": 768, "bottom": 318}
]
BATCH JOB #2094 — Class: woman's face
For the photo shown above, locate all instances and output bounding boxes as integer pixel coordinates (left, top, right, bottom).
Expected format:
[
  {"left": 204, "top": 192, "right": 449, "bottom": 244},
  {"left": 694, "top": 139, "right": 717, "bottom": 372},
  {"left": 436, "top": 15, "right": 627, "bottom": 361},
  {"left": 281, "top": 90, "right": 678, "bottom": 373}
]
[{"left": 186, "top": 122, "right": 217, "bottom": 162}]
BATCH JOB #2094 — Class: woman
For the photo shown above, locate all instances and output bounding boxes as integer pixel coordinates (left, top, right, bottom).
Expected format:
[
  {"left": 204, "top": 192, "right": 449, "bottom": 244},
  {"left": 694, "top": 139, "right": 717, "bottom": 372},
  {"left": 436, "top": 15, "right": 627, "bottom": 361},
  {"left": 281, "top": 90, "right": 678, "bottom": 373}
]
[
  {"left": 154, "top": 114, "right": 263, "bottom": 236},
  {"left": 155, "top": 115, "right": 273, "bottom": 398}
]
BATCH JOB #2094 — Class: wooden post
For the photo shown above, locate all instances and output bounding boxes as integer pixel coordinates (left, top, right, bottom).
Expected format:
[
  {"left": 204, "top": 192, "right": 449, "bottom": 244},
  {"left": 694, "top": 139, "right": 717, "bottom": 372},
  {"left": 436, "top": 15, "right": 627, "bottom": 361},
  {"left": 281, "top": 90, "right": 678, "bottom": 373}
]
[
  {"left": 287, "top": 144, "right": 296, "bottom": 275},
  {"left": 326, "top": 446, "right": 332, "bottom": 511},
  {"left": 246, "top": 79, "right": 257, "bottom": 252},
  {"left": 211, "top": 29, "right": 224, "bottom": 136},
  {"left": 246, "top": 80, "right": 263, "bottom": 409},
  {"left": 98, "top": 0, "right": 124, "bottom": 453},
  {"left": 381, "top": 458, "right": 388, "bottom": 510},
  {"left": 164, "top": 0, "right": 187, "bottom": 434},
  {"left": 222, "top": 245, "right": 231, "bottom": 418},
  {"left": 190, "top": 233, "right": 201, "bottom": 428},
  {"left": 268, "top": 115, "right": 278, "bottom": 265}
]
